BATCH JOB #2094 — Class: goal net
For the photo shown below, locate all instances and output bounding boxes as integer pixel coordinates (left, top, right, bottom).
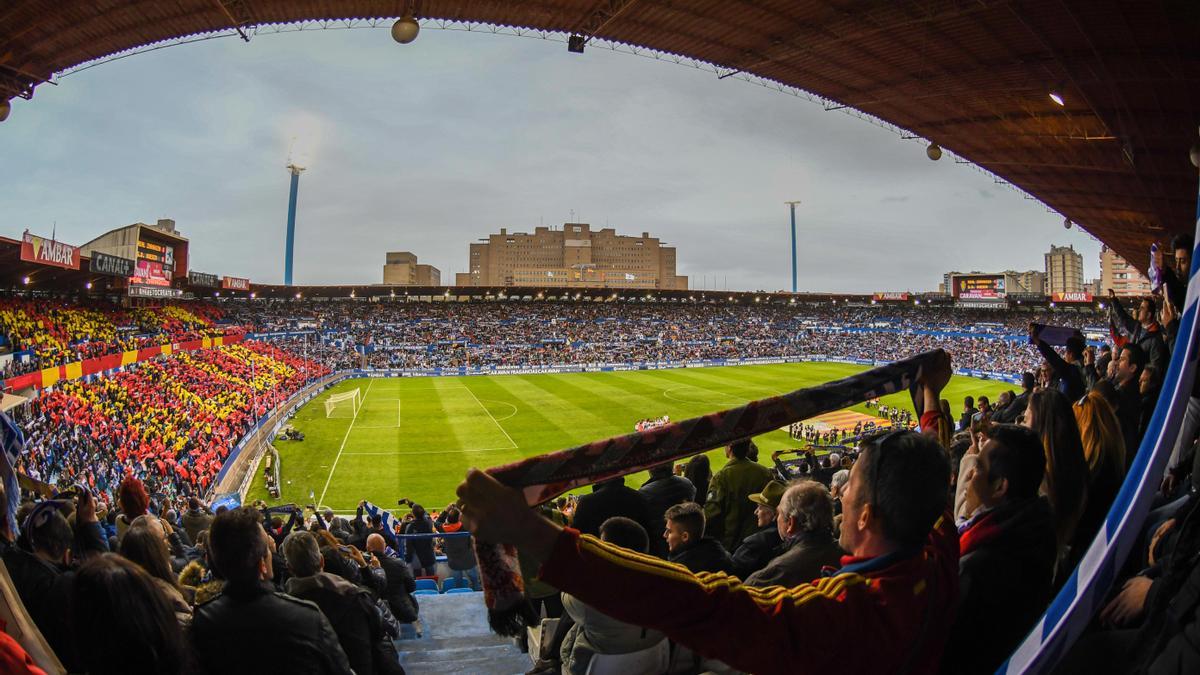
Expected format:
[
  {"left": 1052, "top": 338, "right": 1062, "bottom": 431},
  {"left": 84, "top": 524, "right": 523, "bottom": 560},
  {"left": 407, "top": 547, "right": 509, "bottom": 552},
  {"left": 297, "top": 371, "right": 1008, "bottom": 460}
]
[{"left": 324, "top": 388, "right": 361, "bottom": 418}]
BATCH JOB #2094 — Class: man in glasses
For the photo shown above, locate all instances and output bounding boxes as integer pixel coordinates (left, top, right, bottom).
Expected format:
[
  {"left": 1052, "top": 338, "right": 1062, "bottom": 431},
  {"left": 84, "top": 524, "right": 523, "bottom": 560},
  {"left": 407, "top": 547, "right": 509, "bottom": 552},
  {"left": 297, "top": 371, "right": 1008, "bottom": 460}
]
[{"left": 456, "top": 352, "right": 957, "bottom": 675}]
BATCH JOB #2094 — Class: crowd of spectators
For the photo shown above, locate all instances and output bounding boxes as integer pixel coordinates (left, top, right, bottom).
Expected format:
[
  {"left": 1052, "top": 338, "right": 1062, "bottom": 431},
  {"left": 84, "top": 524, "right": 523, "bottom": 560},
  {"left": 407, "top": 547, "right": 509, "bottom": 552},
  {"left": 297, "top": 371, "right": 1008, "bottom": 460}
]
[
  {"left": 219, "top": 298, "right": 1107, "bottom": 376},
  {"left": 2, "top": 239, "right": 1197, "bottom": 673},
  {"left": 0, "top": 477, "right": 464, "bottom": 674},
  {"left": 0, "top": 297, "right": 237, "bottom": 377},
  {"left": 11, "top": 341, "right": 328, "bottom": 503}
]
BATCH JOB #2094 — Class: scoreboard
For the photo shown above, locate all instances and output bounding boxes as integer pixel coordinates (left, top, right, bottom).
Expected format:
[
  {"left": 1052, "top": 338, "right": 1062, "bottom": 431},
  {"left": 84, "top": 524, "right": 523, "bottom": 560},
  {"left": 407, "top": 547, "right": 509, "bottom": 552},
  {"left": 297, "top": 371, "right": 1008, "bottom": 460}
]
[
  {"left": 952, "top": 274, "right": 1006, "bottom": 300},
  {"left": 137, "top": 239, "right": 175, "bottom": 271}
]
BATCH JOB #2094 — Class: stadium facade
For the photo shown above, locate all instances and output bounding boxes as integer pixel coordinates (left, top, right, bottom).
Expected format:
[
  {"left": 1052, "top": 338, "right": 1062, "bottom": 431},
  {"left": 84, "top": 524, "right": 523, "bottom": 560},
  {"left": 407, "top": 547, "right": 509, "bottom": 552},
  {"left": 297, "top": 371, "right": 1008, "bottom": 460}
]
[{"left": 454, "top": 223, "right": 687, "bottom": 290}]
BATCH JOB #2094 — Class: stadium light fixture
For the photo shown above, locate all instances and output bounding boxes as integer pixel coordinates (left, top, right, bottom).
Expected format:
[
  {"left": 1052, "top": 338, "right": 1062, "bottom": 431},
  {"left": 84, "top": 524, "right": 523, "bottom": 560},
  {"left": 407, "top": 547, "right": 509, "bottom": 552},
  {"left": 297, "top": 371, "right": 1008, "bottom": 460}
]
[{"left": 391, "top": 15, "right": 420, "bottom": 44}]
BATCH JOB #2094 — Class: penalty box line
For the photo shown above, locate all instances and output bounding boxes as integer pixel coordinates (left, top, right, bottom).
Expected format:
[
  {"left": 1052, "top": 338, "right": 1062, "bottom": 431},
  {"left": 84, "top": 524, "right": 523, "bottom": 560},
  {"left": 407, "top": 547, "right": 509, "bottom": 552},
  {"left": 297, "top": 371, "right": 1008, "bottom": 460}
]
[{"left": 317, "top": 378, "right": 375, "bottom": 507}]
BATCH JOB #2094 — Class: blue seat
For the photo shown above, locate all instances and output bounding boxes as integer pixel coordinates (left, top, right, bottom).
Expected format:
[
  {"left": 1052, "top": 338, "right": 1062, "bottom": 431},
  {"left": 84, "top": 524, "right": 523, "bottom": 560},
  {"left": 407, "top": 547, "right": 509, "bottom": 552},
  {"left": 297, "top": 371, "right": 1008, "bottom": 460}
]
[
  {"left": 414, "top": 578, "right": 439, "bottom": 592},
  {"left": 413, "top": 589, "right": 439, "bottom": 596},
  {"left": 444, "top": 587, "right": 474, "bottom": 594},
  {"left": 441, "top": 577, "right": 464, "bottom": 591}
]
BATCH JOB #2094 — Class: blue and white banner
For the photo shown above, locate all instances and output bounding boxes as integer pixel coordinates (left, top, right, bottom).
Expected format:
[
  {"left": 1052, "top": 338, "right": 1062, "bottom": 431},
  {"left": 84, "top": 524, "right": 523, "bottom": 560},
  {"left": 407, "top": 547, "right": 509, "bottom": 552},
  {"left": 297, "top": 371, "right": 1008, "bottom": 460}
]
[
  {"left": 1003, "top": 179, "right": 1200, "bottom": 673},
  {"left": 362, "top": 500, "right": 401, "bottom": 535}
]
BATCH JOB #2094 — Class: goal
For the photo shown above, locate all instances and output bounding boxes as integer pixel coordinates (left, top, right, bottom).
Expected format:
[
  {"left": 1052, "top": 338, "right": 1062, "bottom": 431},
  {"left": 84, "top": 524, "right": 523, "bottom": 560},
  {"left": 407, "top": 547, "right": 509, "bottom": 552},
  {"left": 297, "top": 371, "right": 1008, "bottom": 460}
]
[{"left": 324, "top": 388, "right": 361, "bottom": 418}]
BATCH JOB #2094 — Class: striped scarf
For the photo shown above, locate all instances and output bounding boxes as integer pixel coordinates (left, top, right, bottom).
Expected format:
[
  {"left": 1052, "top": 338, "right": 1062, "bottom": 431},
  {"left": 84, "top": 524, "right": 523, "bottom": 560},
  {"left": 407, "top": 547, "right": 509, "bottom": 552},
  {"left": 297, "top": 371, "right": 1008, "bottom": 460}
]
[{"left": 475, "top": 349, "right": 946, "bottom": 635}]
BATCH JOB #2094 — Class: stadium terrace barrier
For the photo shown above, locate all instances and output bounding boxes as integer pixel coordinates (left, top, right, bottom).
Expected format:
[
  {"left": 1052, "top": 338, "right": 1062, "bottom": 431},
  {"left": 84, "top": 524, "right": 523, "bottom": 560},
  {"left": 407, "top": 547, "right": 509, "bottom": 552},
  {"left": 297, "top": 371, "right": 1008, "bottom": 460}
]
[{"left": 0, "top": 333, "right": 245, "bottom": 392}]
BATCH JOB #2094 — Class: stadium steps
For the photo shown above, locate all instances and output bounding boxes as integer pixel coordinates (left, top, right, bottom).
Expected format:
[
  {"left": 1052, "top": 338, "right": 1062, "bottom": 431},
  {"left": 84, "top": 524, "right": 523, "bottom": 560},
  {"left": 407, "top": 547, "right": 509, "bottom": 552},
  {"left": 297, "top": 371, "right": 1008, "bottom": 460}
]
[{"left": 397, "top": 592, "right": 531, "bottom": 674}]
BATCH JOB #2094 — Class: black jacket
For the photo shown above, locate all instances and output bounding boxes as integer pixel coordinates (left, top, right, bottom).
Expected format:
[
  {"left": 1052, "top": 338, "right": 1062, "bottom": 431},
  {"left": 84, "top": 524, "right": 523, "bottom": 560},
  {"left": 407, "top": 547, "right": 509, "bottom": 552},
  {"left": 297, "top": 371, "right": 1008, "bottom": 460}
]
[
  {"left": 639, "top": 475, "right": 696, "bottom": 558},
  {"left": 942, "top": 498, "right": 1056, "bottom": 675},
  {"left": 1131, "top": 493, "right": 1200, "bottom": 674},
  {"left": 730, "top": 525, "right": 783, "bottom": 579},
  {"left": 285, "top": 572, "right": 398, "bottom": 675},
  {"left": 376, "top": 553, "right": 419, "bottom": 623},
  {"left": 743, "top": 531, "right": 844, "bottom": 588},
  {"left": 2, "top": 547, "right": 80, "bottom": 671},
  {"left": 958, "top": 408, "right": 979, "bottom": 432},
  {"left": 991, "top": 390, "right": 1031, "bottom": 424},
  {"left": 668, "top": 537, "right": 734, "bottom": 575},
  {"left": 403, "top": 516, "right": 436, "bottom": 570},
  {"left": 1034, "top": 339, "right": 1087, "bottom": 402},
  {"left": 191, "top": 581, "right": 353, "bottom": 675},
  {"left": 1116, "top": 381, "right": 1145, "bottom": 466},
  {"left": 572, "top": 479, "right": 653, "bottom": 538}
]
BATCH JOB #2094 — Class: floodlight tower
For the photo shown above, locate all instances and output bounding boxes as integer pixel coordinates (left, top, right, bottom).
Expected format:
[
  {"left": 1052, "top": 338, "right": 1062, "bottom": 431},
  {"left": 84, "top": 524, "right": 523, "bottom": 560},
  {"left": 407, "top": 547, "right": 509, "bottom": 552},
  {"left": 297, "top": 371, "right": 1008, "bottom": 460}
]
[
  {"left": 785, "top": 200, "right": 801, "bottom": 293},
  {"left": 284, "top": 162, "right": 306, "bottom": 286}
]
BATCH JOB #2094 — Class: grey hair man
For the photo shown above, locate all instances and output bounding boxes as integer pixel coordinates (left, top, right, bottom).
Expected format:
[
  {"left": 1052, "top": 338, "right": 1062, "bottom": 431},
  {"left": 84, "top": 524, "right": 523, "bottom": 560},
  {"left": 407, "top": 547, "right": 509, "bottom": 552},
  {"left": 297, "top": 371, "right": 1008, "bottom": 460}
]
[
  {"left": 281, "top": 531, "right": 391, "bottom": 675},
  {"left": 744, "top": 481, "right": 845, "bottom": 588}
]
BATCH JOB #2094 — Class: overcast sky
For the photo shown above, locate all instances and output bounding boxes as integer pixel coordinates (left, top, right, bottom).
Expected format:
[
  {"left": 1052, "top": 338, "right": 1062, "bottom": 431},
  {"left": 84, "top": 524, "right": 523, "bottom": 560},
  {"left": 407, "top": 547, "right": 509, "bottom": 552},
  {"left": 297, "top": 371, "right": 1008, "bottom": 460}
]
[{"left": 0, "top": 25, "right": 1103, "bottom": 293}]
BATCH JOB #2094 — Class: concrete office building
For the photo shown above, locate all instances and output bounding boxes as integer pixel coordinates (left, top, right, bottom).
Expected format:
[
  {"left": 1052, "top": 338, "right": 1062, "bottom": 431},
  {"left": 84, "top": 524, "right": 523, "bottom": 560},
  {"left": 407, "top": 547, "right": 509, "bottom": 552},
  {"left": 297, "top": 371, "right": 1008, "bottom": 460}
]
[{"left": 454, "top": 223, "right": 687, "bottom": 290}]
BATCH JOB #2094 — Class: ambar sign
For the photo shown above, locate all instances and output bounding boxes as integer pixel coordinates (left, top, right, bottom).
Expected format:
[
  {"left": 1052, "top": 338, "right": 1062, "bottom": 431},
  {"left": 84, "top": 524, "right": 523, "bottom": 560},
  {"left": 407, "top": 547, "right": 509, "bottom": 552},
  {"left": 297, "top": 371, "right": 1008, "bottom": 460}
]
[
  {"left": 1052, "top": 292, "right": 1094, "bottom": 303},
  {"left": 21, "top": 231, "right": 79, "bottom": 270}
]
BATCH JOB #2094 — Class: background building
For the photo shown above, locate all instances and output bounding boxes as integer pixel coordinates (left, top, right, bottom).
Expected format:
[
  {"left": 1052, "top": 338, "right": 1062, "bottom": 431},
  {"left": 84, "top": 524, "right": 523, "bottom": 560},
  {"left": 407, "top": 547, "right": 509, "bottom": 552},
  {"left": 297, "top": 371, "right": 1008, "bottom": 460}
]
[
  {"left": 1100, "top": 245, "right": 1152, "bottom": 297},
  {"left": 455, "top": 223, "right": 687, "bottom": 290},
  {"left": 1044, "top": 244, "right": 1085, "bottom": 295},
  {"left": 383, "top": 252, "right": 440, "bottom": 286}
]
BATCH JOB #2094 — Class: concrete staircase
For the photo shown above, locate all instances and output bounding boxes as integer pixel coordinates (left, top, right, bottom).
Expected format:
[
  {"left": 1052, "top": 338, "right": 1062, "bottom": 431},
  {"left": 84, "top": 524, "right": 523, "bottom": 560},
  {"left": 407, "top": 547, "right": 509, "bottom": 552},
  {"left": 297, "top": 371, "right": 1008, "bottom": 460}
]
[{"left": 397, "top": 592, "right": 532, "bottom": 674}]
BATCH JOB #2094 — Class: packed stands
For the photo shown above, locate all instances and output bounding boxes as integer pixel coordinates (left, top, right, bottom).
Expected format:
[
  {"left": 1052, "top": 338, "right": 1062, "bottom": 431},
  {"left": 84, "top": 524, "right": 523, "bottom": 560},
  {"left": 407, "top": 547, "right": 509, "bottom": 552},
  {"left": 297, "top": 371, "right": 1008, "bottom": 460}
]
[
  {"left": 14, "top": 341, "right": 328, "bottom": 502},
  {"left": 0, "top": 291, "right": 1191, "bottom": 675},
  {"left": 0, "top": 297, "right": 240, "bottom": 378}
]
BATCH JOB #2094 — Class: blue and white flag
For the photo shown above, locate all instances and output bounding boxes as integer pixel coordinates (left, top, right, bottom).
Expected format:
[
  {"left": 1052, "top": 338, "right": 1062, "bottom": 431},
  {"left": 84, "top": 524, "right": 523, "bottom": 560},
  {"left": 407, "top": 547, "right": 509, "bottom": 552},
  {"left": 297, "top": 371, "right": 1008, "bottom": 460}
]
[
  {"left": 362, "top": 500, "right": 400, "bottom": 536},
  {"left": 0, "top": 410, "right": 26, "bottom": 537}
]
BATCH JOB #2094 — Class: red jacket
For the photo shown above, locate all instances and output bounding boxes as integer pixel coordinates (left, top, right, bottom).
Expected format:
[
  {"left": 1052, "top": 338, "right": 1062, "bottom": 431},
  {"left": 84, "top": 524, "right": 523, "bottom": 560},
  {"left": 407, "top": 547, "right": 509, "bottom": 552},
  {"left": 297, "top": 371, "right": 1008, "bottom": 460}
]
[{"left": 539, "top": 514, "right": 959, "bottom": 675}]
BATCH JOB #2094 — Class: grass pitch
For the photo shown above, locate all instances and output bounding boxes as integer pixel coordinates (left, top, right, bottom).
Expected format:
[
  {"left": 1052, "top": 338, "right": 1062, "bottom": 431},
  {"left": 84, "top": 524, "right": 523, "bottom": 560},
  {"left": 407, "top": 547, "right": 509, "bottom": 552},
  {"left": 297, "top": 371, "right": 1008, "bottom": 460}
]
[{"left": 246, "top": 363, "right": 1012, "bottom": 512}]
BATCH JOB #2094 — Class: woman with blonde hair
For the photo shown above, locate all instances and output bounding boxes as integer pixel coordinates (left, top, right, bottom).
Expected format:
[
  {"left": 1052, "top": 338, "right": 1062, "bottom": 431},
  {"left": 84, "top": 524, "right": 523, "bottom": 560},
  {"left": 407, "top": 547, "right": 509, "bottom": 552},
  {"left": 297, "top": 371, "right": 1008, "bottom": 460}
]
[
  {"left": 1070, "top": 390, "right": 1127, "bottom": 564},
  {"left": 1024, "top": 388, "right": 1089, "bottom": 572}
]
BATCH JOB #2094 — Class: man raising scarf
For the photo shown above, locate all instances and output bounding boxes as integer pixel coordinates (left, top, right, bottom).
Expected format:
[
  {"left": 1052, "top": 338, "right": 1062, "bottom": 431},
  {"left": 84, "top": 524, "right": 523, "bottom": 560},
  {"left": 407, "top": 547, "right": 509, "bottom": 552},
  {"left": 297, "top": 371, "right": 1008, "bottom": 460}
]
[{"left": 457, "top": 350, "right": 959, "bottom": 675}]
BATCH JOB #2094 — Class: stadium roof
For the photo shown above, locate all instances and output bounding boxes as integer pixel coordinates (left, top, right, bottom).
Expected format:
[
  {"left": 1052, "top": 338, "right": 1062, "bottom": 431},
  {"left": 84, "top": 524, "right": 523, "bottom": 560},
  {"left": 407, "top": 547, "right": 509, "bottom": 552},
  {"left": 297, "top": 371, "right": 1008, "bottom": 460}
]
[{"left": 2, "top": 1, "right": 1198, "bottom": 266}]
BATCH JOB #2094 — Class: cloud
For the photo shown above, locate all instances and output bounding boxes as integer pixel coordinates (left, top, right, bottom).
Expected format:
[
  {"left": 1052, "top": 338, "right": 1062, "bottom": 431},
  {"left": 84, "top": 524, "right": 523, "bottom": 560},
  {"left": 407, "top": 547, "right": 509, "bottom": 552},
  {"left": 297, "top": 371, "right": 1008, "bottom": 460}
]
[{"left": 0, "top": 26, "right": 1103, "bottom": 293}]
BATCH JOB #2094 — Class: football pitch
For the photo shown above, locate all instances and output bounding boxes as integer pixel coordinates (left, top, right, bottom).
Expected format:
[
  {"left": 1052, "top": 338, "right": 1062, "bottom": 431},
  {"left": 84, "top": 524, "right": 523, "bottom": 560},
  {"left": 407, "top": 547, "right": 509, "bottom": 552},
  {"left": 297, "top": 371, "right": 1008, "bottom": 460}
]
[{"left": 246, "top": 362, "right": 1012, "bottom": 511}]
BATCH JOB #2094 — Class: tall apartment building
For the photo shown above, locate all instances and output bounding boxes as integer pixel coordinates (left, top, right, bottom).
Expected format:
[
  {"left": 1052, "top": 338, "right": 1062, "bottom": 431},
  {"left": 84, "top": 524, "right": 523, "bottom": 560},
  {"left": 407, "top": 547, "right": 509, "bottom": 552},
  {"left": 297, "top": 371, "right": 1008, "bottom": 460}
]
[
  {"left": 454, "top": 223, "right": 687, "bottom": 290},
  {"left": 1099, "top": 245, "right": 1152, "bottom": 297},
  {"left": 1044, "top": 244, "right": 1085, "bottom": 295},
  {"left": 382, "top": 252, "right": 440, "bottom": 286}
]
